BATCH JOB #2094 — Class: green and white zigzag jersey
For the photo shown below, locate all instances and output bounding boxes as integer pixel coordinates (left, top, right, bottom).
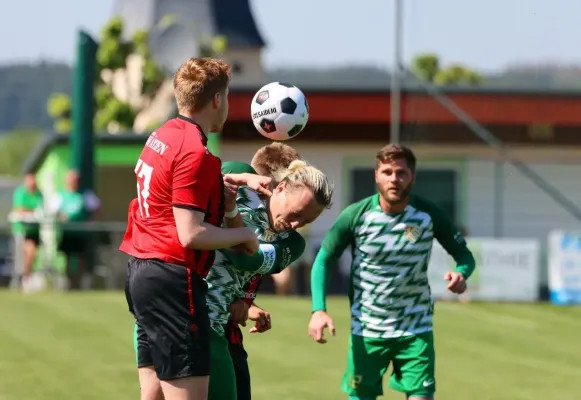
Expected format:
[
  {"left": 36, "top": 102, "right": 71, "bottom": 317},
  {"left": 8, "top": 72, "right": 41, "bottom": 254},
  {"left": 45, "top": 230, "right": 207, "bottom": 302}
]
[
  {"left": 320, "top": 194, "right": 471, "bottom": 339},
  {"left": 205, "top": 187, "right": 289, "bottom": 334}
]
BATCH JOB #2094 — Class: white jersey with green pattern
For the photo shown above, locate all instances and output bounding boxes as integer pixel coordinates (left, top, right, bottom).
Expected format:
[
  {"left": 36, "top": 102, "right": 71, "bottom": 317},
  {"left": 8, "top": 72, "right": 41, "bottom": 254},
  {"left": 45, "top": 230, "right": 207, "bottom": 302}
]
[
  {"left": 320, "top": 194, "right": 471, "bottom": 339},
  {"left": 205, "top": 187, "right": 289, "bottom": 334}
]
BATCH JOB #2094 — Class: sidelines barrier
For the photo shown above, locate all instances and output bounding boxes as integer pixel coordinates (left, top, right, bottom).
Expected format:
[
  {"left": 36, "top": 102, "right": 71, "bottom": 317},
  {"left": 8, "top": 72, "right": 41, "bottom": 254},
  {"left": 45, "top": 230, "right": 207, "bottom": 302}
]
[
  {"left": 428, "top": 238, "right": 541, "bottom": 302},
  {"left": 2, "top": 222, "right": 572, "bottom": 303},
  {"left": 548, "top": 230, "right": 581, "bottom": 305}
]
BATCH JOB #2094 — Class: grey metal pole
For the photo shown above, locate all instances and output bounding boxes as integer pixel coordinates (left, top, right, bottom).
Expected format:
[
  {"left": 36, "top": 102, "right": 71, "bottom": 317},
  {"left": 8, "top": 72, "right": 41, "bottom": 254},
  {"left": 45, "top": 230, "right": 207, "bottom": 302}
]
[
  {"left": 494, "top": 159, "right": 504, "bottom": 237},
  {"left": 390, "top": 0, "right": 403, "bottom": 144}
]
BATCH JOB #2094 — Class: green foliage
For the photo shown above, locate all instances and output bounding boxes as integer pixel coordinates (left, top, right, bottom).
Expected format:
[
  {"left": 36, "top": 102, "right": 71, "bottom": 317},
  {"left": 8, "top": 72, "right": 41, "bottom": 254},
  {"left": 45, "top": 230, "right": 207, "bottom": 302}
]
[
  {"left": 412, "top": 53, "right": 483, "bottom": 86},
  {"left": 0, "top": 129, "right": 43, "bottom": 177},
  {"left": 47, "top": 93, "right": 71, "bottom": 119},
  {"left": 134, "top": 31, "right": 165, "bottom": 96},
  {"left": 97, "top": 17, "right": 134, "bottom": 71},
  {"left": 47, "top": 93, "right": 72, "bottom": 134},
  {"left": 94, "top": 98, "right": 136, "bottom": 132},
  {"left": 200, "top": 35, "right": 228, "bottom": 57},
  {"left": 131, "top": 31, "right": 150, "bottom": 57},
  {"left": 95, "top": 84, "right": 114, "bottom": 109},
  {"left": 45, "top": 16, "right": 228, "bottom": 135},
  {"left": 54, "top": 119, "right": 72, "bottom": 134},
  {"left": 142, "top": 58, "right": 165, "bottom": 95},
  {"left": 102, "top": 17, "right": 124, "bottom": 40},
  {"left": 96, "top": 38, "right": 129, "bottom": 70},
  {"left": 464, "top": 70, "right": 483, "bottom": 85},
  {"left": 412, "top": 53, "right": 440, "bottom": 82}
]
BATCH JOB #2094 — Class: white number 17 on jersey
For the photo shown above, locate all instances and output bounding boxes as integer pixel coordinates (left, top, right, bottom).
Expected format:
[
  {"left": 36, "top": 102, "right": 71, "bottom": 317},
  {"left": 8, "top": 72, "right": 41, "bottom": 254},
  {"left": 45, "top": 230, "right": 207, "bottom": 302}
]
[{"left": 135, "top": 159, "right": 153, "bottom": 218}]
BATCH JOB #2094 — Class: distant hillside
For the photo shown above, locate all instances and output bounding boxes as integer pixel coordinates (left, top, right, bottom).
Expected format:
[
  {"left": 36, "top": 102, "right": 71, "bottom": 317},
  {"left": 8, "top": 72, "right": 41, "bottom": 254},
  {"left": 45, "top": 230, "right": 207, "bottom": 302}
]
[
  {"left": 2, "top": 61, "right": 581, "bottom": 132},
  {"left": 0, "top": 62, "right": 71, "bottom": 131}
]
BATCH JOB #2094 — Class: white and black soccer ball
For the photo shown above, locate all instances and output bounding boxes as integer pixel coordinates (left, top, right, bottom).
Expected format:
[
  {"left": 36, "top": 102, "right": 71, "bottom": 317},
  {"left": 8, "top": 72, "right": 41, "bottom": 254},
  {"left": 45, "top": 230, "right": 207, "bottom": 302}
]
[{"left": 250, "top": 82, "right": 309, "bottom": 141}]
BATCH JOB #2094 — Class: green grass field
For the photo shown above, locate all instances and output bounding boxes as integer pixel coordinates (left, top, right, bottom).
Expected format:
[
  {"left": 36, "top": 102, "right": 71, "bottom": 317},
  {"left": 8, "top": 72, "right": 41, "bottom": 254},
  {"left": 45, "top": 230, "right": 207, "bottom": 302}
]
[{"left": 0, "top": 291, "right": 580, "bottom": 400}]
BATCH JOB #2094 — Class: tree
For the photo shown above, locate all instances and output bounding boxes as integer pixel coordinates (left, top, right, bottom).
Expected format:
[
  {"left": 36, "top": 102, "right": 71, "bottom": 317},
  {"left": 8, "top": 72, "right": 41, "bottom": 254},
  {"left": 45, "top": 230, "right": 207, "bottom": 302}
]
[
  {"left": 411, "top": 53, "right": 440, "bottom": 83},
  {"left": 46, "top": 17, "right": 227, "bottom": 135},
  {"left": 411, "top": 54, "right": 483, "bottom": 86}
]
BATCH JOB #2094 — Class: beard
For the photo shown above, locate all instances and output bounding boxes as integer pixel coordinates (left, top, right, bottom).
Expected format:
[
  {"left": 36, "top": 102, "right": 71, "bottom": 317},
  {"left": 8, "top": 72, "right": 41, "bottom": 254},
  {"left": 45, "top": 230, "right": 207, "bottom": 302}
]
[{"left": 378, "top": 182, "right": 413, "bottom": 205}]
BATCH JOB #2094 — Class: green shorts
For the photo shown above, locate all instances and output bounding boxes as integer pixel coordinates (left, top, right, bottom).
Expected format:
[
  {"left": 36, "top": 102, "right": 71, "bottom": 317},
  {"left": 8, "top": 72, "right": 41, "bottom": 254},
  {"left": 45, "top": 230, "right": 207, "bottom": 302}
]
[
  {"left": 341, "top": 331, "right": 435, "bottom": 399},
  {"left": 208, "top": 328, "right": 237, "bottom": 400}
]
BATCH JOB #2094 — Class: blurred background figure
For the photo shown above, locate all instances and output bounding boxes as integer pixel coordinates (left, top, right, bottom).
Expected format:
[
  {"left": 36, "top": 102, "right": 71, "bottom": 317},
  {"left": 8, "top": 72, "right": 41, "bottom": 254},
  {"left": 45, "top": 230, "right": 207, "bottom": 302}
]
[
  {"left": 51, "top": 170, "right": 100, "bottom": 290},
  {"left": 9, "top": 173, "right": 43, "bottom": 292}
]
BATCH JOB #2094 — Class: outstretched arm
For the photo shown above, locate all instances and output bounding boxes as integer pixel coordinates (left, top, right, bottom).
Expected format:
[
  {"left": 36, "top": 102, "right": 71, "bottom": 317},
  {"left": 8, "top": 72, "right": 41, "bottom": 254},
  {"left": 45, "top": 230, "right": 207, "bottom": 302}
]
[
  {"left": 308, "top": 208, "right": 354, "bottom": 344},
  {"left": 311, "top": 209, "right": 354, "bottom": 312},
  {"left": 224, "top": 231, "right": 306, "bottom": 275}
]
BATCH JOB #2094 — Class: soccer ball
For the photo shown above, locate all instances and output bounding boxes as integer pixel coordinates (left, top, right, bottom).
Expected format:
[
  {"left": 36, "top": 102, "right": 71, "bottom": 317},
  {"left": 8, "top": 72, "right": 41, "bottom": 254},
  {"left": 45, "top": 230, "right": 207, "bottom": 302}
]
[{"left": 250, "top": 82, "right": 309, "bottom": 141}]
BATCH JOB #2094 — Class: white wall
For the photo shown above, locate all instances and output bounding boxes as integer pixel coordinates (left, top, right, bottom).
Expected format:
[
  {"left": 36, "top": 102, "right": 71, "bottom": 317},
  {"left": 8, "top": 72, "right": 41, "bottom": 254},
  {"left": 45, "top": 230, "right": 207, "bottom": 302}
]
[
  {"left": 224, "top": 49, "right": 266, "bottom": 88},
  {"left": 501, "top": 162, "right": 581, "bottom": 238},
  {"left": 222, "top": 142, "right": 581, "bottom": 242}
]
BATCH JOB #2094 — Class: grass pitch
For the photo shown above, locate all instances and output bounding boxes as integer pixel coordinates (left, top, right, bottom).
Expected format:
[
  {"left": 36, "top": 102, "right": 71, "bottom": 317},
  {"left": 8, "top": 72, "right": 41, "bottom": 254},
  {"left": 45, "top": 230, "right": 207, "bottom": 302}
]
[{"left": 0, "top": 291, "right": 579, "bottom": 400}]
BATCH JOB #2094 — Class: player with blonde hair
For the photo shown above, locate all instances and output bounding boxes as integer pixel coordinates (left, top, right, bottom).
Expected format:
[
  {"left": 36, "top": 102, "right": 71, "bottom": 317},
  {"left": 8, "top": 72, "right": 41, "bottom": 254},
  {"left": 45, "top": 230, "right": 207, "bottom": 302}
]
[
  {"left": 250, "top": 142, "right": 303, "bottom": 294},
  {"left": 206, "top": 157, "right": 333, "bottom": 399},
  {"left": 221, "top": 142, "right": 301, "bottom": 399}
]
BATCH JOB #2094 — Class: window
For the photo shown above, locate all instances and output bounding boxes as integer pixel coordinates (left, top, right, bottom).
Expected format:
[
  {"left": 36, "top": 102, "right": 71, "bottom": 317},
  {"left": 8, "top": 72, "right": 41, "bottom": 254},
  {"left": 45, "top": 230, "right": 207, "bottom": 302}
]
[{"left": 349, "top": 168, "right": 458, "bottom": 223}]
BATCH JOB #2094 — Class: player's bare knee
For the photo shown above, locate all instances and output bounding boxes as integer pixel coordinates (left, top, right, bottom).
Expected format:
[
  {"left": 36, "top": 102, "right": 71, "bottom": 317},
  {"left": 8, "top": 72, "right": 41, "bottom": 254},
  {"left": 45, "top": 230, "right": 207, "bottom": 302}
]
[
  {"left": 138, "top": 367, "right": 163, "bottom": 400},
  {"left": 160, "top": 375, "right": 209, "bottom": 400}
]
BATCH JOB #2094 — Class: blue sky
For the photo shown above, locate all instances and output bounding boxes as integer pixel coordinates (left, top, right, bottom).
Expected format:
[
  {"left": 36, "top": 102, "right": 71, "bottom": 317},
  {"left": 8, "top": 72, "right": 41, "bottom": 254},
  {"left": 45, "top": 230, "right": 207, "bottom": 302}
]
[{"left": 0, "top": 0, "right": 578, "bottom": 71}]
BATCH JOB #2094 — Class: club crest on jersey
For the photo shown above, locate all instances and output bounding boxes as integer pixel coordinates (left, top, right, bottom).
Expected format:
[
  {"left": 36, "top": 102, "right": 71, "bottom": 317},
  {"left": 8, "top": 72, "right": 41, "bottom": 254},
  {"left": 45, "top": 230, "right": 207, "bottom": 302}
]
[
  {"left": 261, "top": 229, "right": 277, "bottom": 242},
  {"left": 404, "top": 225, "right": 422, "bottom": 243}
]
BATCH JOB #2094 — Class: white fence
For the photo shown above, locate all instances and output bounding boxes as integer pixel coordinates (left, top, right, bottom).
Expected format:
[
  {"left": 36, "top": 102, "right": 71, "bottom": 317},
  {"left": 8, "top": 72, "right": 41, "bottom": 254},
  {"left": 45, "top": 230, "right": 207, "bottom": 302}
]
[
  {"left": 428, "top": 238, "right": 541, "bottom": 302},
  {"left": 2, "top": 221, "right": 581, "bottom": 305},
  {"left": 547, "top": 230, "right": 581, "bottom": 305}
]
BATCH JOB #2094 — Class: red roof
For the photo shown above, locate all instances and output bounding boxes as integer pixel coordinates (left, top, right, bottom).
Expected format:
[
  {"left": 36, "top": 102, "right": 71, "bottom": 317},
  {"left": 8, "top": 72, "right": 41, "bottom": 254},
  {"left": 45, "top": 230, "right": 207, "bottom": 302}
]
[{"left": 228, "top": 90, "right": 581, "bottom": 125}]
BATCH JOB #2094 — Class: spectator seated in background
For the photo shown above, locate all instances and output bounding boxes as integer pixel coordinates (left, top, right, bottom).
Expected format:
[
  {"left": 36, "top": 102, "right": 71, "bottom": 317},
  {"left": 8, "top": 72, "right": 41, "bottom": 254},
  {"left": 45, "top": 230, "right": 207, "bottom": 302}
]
[
  {"left": 51, "top": 170, "right": 100, "bottom": 290},
  {"left": 10, "top": 173, "right": 43, "bottom": 292}
]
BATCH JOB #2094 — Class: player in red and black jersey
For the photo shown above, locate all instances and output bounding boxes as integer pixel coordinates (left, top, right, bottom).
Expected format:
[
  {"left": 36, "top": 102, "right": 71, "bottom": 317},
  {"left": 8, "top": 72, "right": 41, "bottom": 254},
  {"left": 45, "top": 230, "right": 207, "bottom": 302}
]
[{"left": 121, "top": 57, "right": 270, "bottom": 400}]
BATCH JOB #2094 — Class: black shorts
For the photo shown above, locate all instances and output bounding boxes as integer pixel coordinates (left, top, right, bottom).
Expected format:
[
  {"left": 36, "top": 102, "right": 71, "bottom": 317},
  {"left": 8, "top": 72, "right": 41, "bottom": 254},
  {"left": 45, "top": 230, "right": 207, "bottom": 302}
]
[
  {"left": 229, "top": 342, "right": 251, "bottom": 400},
  {"left": 125, "top": 257, "right": 211, "bottom": 380},
  {"left": 24, "top": 232, "right": 40, "bottom": 246},
  {"left": 58, "top": 233, "right": 87, "bottom": 255}
]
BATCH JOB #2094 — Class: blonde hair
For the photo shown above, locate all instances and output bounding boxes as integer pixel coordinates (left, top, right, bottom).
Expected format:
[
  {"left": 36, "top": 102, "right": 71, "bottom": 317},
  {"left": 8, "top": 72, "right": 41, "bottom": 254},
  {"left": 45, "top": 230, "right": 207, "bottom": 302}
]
[
  {"left": 173, "top": 57, "right": 231, "bottom": 112},
  {"left": 251, "top": 142, "right": 301, "bottom": 178},
  {"left": 274, "top": 159, "right": 334, "bottom": 209}
]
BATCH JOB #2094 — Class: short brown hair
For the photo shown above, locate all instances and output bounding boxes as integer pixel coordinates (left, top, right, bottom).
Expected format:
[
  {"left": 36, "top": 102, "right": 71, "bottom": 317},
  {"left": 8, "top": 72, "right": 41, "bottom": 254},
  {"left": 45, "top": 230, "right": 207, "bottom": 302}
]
[
  {"left": 375, "top": 144, "right": 417, "bottom": 172},
  {"left": 251, "top": 142, "right": 301, "bottom": 178},
  {"left": 173, "top": 57, "right": 231, "bottom": 112}
]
